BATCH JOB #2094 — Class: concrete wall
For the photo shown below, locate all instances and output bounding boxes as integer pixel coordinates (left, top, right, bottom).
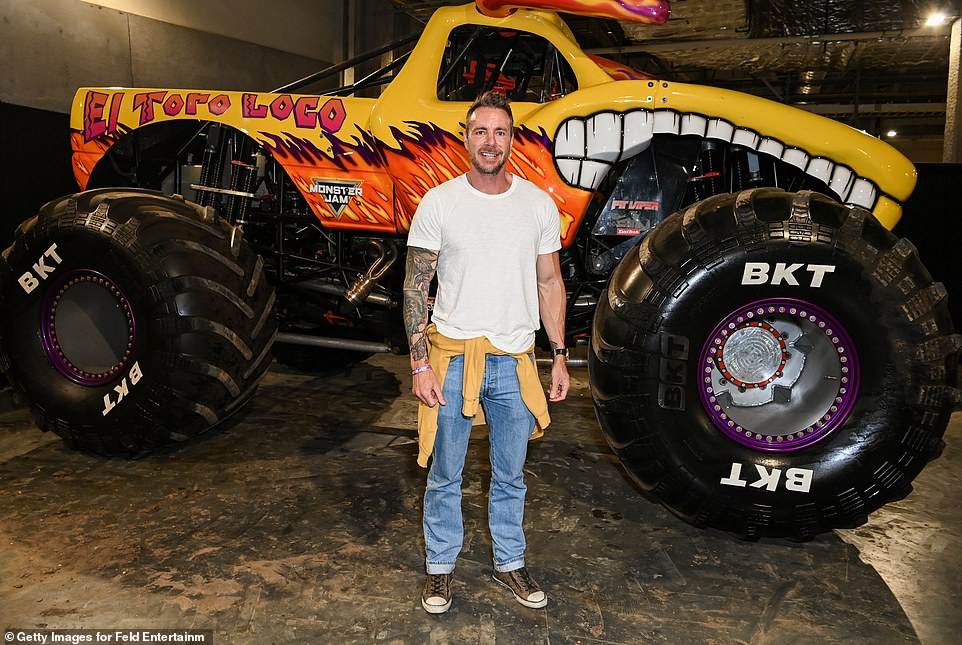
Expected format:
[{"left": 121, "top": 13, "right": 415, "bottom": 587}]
[
  {"left": 0, "top": 0, "right": 344, "bottom": 114},
  {"left": 83, "top": 0, "right": 345, "bottom": 62}
]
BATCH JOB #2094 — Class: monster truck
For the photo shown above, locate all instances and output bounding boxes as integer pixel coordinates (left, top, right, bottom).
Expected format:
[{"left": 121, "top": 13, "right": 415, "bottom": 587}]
[{"left": 1, "top": 0, "right": 958, "bottom": 539}]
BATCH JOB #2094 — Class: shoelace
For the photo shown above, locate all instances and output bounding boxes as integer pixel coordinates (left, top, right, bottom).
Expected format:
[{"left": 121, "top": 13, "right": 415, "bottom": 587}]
[
  {"left": 510, "top": 568, "right": 538, "bottom": 593},
  {"left": 427, "top": 575, "right": 448, "bottom": 597}
]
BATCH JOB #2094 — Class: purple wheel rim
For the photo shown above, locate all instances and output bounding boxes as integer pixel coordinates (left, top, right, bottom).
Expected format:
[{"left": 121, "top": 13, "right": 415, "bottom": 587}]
[
  {"left": 697, "top": 297, "right": 860, "bottom": 452},
  {"left": 40, "top": 270, "right": 136, "bottom": 387}
]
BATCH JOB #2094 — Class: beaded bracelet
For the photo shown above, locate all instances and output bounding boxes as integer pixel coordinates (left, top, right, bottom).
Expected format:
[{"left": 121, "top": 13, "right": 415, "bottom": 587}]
[{"left": 411, "top": 365, "right": 433, "bottom": 375}]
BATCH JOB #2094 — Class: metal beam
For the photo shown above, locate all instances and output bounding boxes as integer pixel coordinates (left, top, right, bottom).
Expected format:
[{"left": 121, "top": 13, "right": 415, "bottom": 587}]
[
  {"left": 588, "top": 25, "right": 952, "bottom": 55},
  {"left": 792, "top": 102, "right": 947, "bottom": 116}
]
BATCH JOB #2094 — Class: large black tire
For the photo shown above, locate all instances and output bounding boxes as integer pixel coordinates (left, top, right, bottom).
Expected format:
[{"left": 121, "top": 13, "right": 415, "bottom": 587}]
[
  {"left": 0, "top": 189, "right": 277, "bottom": 455},
  {"left": 590, "top": 188, "right": 961, "bottom": 539}
]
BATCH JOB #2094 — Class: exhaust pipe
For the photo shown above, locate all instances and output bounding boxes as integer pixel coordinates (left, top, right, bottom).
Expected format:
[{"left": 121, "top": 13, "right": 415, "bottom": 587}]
[
  {"left": 341, "top": 240, "right": 398, "bottom": 312},
  {"left": 298, "top": 280, "right": 395, "bottom": 307}
]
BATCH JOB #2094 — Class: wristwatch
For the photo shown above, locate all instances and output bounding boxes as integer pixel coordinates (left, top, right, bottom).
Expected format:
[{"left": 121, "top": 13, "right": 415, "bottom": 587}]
[{"left": 553, "top": 347, "right": 569, "bottom": 360}]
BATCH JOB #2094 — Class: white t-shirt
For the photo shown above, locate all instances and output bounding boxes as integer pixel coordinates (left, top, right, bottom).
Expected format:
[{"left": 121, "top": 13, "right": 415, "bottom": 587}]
[{"left": 407, "top": 174, "right": 562, "bottom": 354}]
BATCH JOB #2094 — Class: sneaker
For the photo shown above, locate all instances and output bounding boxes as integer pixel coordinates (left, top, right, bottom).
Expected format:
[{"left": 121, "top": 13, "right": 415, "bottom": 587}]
[
  {"left": 492, "top": 567, "right": 547, "bottom": 609},
  {"left": 421, "top": 573, "right": 452, "bottom": 614}
]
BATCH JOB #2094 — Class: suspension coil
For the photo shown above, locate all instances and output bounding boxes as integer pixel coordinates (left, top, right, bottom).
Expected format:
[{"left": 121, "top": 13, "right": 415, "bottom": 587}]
[
  {"left": 195, "top": 124, "right": 229, "bottom": 207},
  {"left": 687, "top": 140, "right": 725, "bottom": 202},
  {"left": 224, "top": 157, "right": 259, "bottom": 224}
]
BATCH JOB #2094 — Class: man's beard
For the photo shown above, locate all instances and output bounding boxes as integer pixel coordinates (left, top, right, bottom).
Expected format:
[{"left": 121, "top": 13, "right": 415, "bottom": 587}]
[{"left": 471, "top": 149, "right": 508, "bottom": 175}]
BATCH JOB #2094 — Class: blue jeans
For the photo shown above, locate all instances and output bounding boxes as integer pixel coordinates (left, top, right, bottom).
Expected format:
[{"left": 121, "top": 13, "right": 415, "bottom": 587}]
[{"left": 423, "top": 354, "right": 535, "bottom": 575}]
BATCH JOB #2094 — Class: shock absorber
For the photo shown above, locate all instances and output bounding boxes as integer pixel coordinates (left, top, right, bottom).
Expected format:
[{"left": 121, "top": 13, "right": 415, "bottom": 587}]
[
  {"left": 227, "top": 160, "right": 259, "bottom": 224},
  {"left": 687, "top": 140, "right": 724, "bottom": 202},
  {"left": 730, "top": 146, "right": 766, "bottom": 192},
  {"left": 195, "top": 124, "right": 229, "bottom": 207},
  {"left": 223, "top": 140, "right": 259, "bottom": 224}
]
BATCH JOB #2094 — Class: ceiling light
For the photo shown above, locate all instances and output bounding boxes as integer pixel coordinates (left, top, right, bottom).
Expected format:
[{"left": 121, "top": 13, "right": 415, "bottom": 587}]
[
  {"left": 886, "top": 130, "right": 898, "bottom": 137},
  {"left": 926, "top": 11, "right": 948, "bottom": 27}
]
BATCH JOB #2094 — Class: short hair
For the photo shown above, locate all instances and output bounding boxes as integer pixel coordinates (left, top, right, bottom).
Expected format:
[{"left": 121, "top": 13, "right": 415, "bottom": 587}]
[{"left": 465, "top": 91, "right": 514, "bottom": 132}]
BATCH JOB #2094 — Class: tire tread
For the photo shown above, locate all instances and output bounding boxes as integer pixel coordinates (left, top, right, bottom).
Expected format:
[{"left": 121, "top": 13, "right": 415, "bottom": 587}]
[
  {"left": 590, "top": 188, "right": 958, "bottom": 539},
  {"left": 0, "top": 189, "right": 277, "bottom": 456}
]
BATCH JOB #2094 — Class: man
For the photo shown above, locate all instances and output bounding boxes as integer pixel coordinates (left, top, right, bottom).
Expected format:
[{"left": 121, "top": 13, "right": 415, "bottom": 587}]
[{"left": 403, "top": 90, "right": 570, "bottom": 615}]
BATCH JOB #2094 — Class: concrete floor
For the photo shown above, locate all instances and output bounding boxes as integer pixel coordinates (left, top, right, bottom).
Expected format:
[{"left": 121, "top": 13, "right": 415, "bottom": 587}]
[{"left": 0, "top": 353, "right": 959, "bottom": 644}]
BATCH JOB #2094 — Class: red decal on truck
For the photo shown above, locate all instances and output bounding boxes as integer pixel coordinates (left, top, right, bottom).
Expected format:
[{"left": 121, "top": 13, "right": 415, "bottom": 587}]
[
  {"left": 242, "top": 94, "right": 346, "bottom": 134},
  {"left": 83, "top": 91, "right": 125, "bottom": 143}
]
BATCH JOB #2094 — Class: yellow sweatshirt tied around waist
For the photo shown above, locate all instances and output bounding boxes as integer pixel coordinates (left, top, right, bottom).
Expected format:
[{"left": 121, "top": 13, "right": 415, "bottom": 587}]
[{"left": 416, "top": 324, "right": 550, "bottom": 467}]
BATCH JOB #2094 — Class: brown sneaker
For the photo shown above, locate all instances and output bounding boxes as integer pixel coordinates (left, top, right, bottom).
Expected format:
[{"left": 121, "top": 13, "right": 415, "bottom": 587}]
[
  {"left": 421, "top": 573, "right": 453, "bottom": 614},
  {"left": 492, "top": 567, "right": 547, "bottom": 608}
]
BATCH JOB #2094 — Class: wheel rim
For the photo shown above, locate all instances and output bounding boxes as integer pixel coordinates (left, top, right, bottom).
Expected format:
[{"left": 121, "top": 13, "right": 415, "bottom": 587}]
[
  {"left": 697, "top": 298, "right": 859, "bottom": 452},
  {"left": 41, "top": 270, "right": 136, "bottom": 386}
]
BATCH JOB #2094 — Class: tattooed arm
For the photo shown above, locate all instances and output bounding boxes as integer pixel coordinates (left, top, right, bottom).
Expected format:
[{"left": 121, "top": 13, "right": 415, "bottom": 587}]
[
  {"left": 403, "top": 246, "right": 446, "bottom": 407},
  {"left": 403, "top": 246, "right": 438, "bottom": 364}
]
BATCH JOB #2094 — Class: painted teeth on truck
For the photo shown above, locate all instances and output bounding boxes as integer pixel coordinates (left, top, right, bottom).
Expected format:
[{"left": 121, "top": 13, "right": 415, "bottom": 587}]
[
  {"left": 555, "top": 110, "right": 654, "bottom": 190},
  {"left": 553, "top": 110, "right": 880, "bottom": 210}
]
